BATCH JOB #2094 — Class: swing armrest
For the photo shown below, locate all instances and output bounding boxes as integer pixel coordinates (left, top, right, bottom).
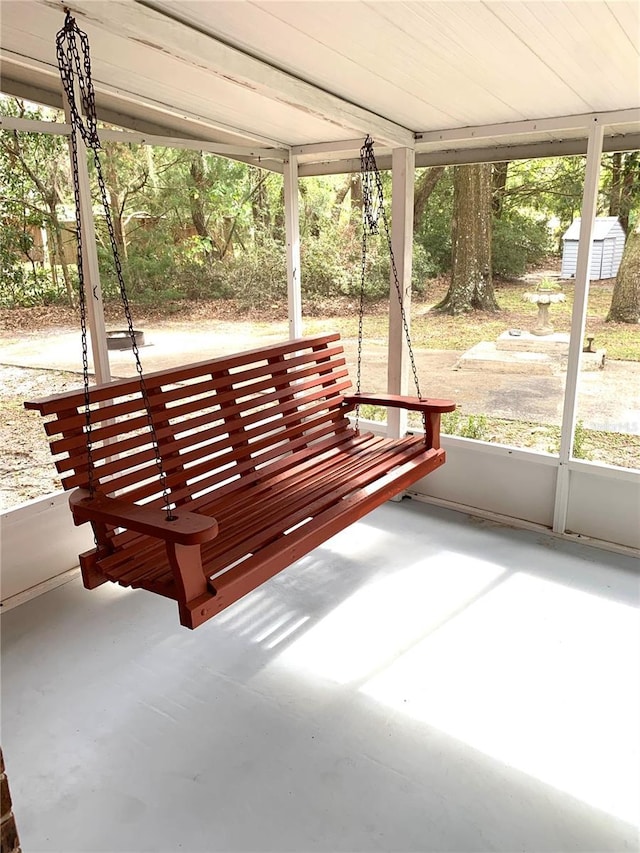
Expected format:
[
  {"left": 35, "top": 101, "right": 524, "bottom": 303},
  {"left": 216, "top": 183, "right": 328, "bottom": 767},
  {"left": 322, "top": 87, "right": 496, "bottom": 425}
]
[
  {"left": 343, "top": 393, "right": 456, "bottom": 414},
  {"left": 69, "top": 489, "right": 219, "bottom": 546}
]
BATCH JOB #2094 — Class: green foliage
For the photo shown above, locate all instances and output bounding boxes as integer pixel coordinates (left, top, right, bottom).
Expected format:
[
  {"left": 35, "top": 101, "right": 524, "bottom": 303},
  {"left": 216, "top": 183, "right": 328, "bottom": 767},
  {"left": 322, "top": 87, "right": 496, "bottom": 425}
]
[
  {"left": 0, "top": 214, "right": 28, "bottom": 304},
  {"left": 546, "top": 419, "right": 592, "bottom": 459},
  {"left": 572, "top": 419, "right": 591, "bottom": 460},
  {"left": 299, "top": 219, "right": 433, "bottom": 304},
  {"left": 0, "top": 261, "right": 28, "bottom": 307},
  {"left": 222, "top": 239, "right": 287, "bottom": 308},
  {"left": 441, "top": 410, "right": 490, "bottom": 440},
  {"left": 600, "top": 152, "right": 640, "bottom": 232},
  {"left": 414, "top": 166, "right": 553, "bottom": 279},
  {"left": 172, "top": 236, "right": 232, "bottom": 300},
  {"left": 413, "top": 158, "right": 603, "bottom": 280},
  {"left": 503, "top": 157, "right": 585, "bottom": 249},
  {"left": 414, "top": 168, "right": 454, "bottom": 273},
  {"left": 410, "top": 244, "right": 438, "bottom": 294},
  {"left": 492, "top": 210, "right": 551, "bottom": 277},
  {"left": 0, "top": 98, "right": 76, "bottom": 307},
  {"left": 355, "top": 404, "right": 387, "bottom": 422},
  {"left": 96, "top": 228, "right": 174, "bottom": 301},
  {"left": 1, "top": 93, "right": 637, "bottom": 319},
  {"left": 301, "top": 228, "right": 355, "bottom": 299},
  {"left": 349, "top": 406, "right": 491, "bottom": 442},
  {"left": 0, "top": 262, "right": 67, "bottom": 307}
]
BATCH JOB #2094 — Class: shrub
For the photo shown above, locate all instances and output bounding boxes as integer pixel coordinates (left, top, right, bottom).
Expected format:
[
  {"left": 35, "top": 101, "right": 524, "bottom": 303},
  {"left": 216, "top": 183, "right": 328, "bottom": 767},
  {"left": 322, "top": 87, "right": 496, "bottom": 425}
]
[
  {"left": 411, "top": 243, "right": 439, "bottom": 294},
  {"left": 441, "top": 410, "right": 490, "bottom": 440},
  {"left": 492, "top": 211, "right": 551, "bottom": 277},
  {"left": 414, "top": 170, "right": 454, "bottom": 275},
  {"left": 0, "top": 263, "right": 67, "bottom": 307},
  {"left": 301, "top": 231, "right": 353, "bottom": 298},
  {"left": 222, "top": 239, "right": 287, "bottom": 308}
]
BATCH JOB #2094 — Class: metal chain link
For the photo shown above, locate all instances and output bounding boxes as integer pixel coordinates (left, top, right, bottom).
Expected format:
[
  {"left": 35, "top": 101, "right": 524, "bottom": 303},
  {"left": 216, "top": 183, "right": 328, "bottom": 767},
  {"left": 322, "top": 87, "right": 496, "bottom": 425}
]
[
  {"left": 357, "top": 136, "right": 426, "bottom": 435},
  {"left": 56, "top": 12, "right": 174, "bottom": 517}
]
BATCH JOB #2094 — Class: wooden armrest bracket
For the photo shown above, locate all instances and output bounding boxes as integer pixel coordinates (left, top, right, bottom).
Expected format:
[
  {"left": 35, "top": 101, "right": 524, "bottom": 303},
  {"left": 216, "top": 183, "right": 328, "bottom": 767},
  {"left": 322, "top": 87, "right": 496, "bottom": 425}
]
[
  {"left": 344, "top": 392, "right": 455, "bottom": 449},
  {"left": 344, "top": 392, "right": 456, "bottom": 414},
  {"left": 69, "top": 489, "right": 219, "bottom": 546}
]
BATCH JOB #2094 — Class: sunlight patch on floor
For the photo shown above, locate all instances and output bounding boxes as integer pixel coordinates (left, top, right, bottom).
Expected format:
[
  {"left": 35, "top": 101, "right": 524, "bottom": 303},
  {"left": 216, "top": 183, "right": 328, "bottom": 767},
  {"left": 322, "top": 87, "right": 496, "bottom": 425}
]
[
  {"left": 322, "top": 520, "right": 395, "bottom": 560},
  {"left": 98, "top": 581, "right": 136, "bottom": 599},
  {"left": 278, "top": 551, "right": 505, "bottom": 684},
  {"left": 362, "top": 572, "right": 640, "bottom": 827}
]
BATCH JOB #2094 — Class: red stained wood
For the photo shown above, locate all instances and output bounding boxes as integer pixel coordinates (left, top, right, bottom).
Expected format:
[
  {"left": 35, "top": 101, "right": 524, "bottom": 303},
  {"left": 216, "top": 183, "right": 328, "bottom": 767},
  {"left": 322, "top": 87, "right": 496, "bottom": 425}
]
[
  {"left": 69, "top": 489, "right": 219, "bottom": 545},
  {"left": 343, "top": 392, "right": 456, "bottom": 413},
  {"left": 25, "top": 334, "right": 455, "bottom": 629}
]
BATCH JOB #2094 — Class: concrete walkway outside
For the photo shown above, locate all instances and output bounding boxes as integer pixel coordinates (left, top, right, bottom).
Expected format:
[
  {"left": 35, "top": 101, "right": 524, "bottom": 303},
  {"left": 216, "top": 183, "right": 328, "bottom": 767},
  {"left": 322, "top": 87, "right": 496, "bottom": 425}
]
[{"left": 1, "top": 323, "right": 639, "bottom": 435}]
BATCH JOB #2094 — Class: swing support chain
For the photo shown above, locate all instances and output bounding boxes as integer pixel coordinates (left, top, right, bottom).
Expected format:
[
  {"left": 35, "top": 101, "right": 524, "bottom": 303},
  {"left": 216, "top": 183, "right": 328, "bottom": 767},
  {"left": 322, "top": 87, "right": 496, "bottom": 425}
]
[
  {"left": 56, "top": 11, "right": 175, "bottom": 520},
  {"left": 357, "top": 136, "right": 427, "bottom": 437}
]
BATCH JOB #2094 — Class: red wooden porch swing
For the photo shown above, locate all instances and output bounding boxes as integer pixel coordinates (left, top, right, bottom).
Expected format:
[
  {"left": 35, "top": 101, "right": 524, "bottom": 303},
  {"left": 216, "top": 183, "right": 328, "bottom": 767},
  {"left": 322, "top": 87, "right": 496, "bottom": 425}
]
[{"left": 25, "top": 12, "right": 455, "bottom": 629}]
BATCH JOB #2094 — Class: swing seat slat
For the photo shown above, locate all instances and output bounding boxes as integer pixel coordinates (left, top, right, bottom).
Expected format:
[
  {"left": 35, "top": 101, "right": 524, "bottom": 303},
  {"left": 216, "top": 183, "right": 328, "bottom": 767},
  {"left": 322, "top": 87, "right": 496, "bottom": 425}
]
[{"left": 26, "top": 333, "right": 455, "bottom": 629}]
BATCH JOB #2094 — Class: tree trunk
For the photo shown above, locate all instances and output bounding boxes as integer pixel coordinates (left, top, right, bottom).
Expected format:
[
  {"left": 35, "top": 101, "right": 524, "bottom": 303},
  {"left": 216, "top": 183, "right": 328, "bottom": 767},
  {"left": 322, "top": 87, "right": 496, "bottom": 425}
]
[
  {"left": 251, "top": 169, "right": 270, "bottom": 238},
  {"left": 273, "top": 183, "right": 285, "bottom": 242},
  {"left": 608, "top": 152, "right": 622, "bottom": 219},
  {"left": 492, "top": 161, "right": 509, "bottom": 218},
  {"left": 102, "top": 144, "right": 128, "bottom": 260},
  {"left": 619, "top": 152, "right": 639, "bottom": 234},
  {"left": 189, "top": 152, "right": 211, "bottom": 245},
  {"left": 350, "top": 174, "right": 362, "bottom": 215},
  {"left": 300, "top": 182, "right": 320, "bottom": 238},
  {"left": 435, "top": 163, "right": 499, "bottom": 314},
  {"left": 607, "top": 223, "right": 640, "bottom": 323},
  {"left": 413, "top": 166, "right": 445, "bottom": 232},
  {"left": 331, "top": 176, "right": 351, "bottom": 224},
  {"left": 51, "top": 218, "right": 75, "bottom": 308},
  {"left": 46, "top": 226, "right": 59, "bottom": 291}
]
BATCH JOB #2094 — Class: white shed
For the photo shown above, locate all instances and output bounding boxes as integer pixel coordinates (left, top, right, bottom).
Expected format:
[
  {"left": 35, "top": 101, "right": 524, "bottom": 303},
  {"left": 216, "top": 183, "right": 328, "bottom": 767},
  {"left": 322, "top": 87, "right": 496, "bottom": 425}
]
[{"left": 561, "top": 216, "right": 626, "bottom": 279}]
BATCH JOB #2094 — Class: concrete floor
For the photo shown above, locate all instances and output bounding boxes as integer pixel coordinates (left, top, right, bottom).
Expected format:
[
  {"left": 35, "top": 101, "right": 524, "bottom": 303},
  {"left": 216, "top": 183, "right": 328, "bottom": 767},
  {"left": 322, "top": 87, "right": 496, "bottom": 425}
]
[{"left": 1, "top": 500, "right": 639, "bottom": 853}]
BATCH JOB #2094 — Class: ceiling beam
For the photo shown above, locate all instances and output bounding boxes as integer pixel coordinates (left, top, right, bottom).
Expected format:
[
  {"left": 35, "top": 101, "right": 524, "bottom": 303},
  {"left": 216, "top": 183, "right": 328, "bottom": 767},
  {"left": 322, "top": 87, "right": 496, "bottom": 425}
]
[
  {"left": 0, "top": 114, "right": 70, "bottom": 135},
  {"left": 291, "top": 139, "right": 380, "bottom": 157},
  {"left": 0, "top": 72, "right": 248, "bottom": 143},
  {"left": 297, "top": 133, "right": 640, "bottom": 177},
  {"left": 2, "top": 46, "right": 290, "bottom": 149},
  {"left": 0, "top": 75, "right": 64, "bottom": 111},
  {"left": 48, "top": 0, "right": 413, "bottom": 148},
  {"left": 416, "top": 110, "right": 640, "bottom": 147},
  {"left": 0, "top": 112, "right": 286, "bottom": 172},
  {"left": 98, "top": 129, "right": 287, "bottom": 161}
]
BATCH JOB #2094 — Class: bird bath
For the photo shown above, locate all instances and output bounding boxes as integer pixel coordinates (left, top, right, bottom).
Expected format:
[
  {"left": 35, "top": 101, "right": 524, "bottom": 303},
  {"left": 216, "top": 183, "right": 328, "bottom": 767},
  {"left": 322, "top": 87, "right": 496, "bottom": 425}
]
[{"left": 523, "top": 290, "right": 565, "bottom": 336}]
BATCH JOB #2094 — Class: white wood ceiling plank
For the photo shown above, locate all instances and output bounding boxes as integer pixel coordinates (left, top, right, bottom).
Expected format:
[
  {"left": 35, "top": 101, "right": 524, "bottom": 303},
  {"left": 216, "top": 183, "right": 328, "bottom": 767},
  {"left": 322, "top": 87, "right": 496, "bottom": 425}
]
[
  {"left": 0, "top": 29, "right": 285, "bottom": 146},
  {"left": 0, "top": 4, "right": 288, "bottom": 146},
  {"left": 392, "top": 1, "right": 593, "bottom": 117},
  {"left": 2, "top": 0, "right": 636, "bottom": 159},
  {"left": 2, "top": 4, "right": 364, "bottom": 146},
  {"left": 607, "top": 0, "right": 640, "bottom": 46},
  {"left": 490, "top": 2, "right": 639, "bottom": 112},
  {"left": 146, "top": 0, "right": 458, "bottom": 130},
  {"left": 556, "top": 2, "right": 640, "bottom": 95},
  {"left": 254, "top": 0, "right": 523, "bottom": 126},
  {"left": 48, "top": 0, "right": 413, "bottom": 146}
]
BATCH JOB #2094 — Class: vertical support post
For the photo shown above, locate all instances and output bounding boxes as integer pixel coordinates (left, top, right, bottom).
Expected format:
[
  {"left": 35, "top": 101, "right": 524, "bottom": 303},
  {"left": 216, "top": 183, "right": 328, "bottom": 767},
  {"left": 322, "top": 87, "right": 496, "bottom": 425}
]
[
  {"left": 553, "top": 119, "right": 604, "bottom": 534},
  {"left": 283, "top": 154, "right": 303, "bottom": 340},
  {"left": 64, "top": 103, "right": 111, "bottom": 384},
  {"left": 387, "top": 147, "right": 415, "bottom": 438}
]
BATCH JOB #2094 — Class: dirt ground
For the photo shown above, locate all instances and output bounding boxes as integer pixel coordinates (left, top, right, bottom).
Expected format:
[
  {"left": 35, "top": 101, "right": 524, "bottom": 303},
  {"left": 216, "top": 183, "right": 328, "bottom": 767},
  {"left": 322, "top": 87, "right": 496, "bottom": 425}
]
[
  {"left": 0, "top": 305, "right": 245, "bottom": 508},
  {"left": 0, "top": 301, "right": 291, "bottom": 504},
  {"left": 2, "top": 301, "right": 639, "bottom": 510}
]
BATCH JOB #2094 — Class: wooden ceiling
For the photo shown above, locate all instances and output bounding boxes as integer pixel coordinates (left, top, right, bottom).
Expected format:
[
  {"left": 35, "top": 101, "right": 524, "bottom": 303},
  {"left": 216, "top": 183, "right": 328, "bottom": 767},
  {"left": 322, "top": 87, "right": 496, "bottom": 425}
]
[{"left": 1, "top": 0, "right": 639, "bottom": 171}]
